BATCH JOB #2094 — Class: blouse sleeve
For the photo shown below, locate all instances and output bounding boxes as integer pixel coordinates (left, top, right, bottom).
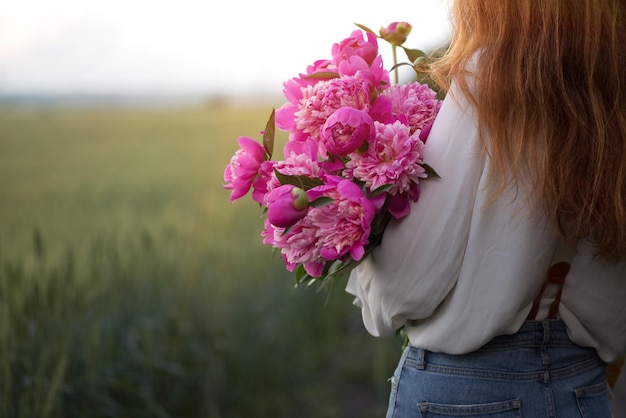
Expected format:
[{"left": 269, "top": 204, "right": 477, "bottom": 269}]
[{"left": 345, "top": 84, "right": 488, "bottom": 337}]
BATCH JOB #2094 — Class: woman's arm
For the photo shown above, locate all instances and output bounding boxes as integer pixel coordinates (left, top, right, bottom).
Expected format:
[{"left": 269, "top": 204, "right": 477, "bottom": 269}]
[{"left": 346, "top": 86, "right": 487, "bottom": 336}]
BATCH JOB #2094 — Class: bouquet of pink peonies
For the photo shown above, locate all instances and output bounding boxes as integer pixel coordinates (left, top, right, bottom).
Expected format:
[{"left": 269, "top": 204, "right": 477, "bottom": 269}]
[{"left": 224, "top": 22, "right": 443, "bottom": 288}]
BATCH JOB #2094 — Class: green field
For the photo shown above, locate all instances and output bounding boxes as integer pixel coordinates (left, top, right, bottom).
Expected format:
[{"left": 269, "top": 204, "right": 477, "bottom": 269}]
[{"left": 0, "top": 103, "right": 402, "bottom": 417}]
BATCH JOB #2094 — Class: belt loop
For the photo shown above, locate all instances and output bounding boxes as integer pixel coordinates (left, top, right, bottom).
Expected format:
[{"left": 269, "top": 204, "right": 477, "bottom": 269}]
[
  {"left": 415, "top": 348, "right": 425, "bottom": 370},
  {"left": 542, "top": 319, "right": 551, "bottom": 344},
  {"left": 541, "top": 320, "right": 551, "bottom": 366}
]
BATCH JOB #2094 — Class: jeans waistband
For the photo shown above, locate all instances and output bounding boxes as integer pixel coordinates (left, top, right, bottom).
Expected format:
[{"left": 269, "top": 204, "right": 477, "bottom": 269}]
[
  {"left": 476, "top": 319, "right": 574, "bottom": 350},
  {"left": 402, "top": 320, "right": 604, "bottom": 378},
  {"left": 403, "top": 320, "right": 585, "bottom": 364}
]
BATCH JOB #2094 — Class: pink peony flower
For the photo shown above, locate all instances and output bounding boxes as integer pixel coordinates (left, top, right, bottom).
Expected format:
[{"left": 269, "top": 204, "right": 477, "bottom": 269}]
[
  {"left": 419, "top": 120, "right": 434, "bottom": 142},
  {"left": 346, "top": 120, "right": 427, "bottom": 196},
  {"left": 275, "top": 60, "right": 339, "bottom": 134},
  {"left": 337, "top": 54, "right": 390, "bottom": 90},
  {"left": 223, "top": 136, "right": 266, "bottom": 202},
  {"left": 251, "top": 160, "right": 276, "bottom": 204},
  {"left": 282, "top": 59, "right": 338, "bottom": 105},
  {"left": 283, "top": 136, "right": 319, "bottom": 161},
  {"left": 261, "top": 218, "right": 325, "bottom": 277},
  {"left": 320, "top": 159, "right": 346, "bottom": 176},
  {"left": 331, "top": 29, "right": 379, "bottom": 67},
  {"left": 276, "top": 59, "right": 389, "bottom": 144},
  {"left": 320, "top": 107, "right": 375, "bottom": 156},
  {"left": 380, "top": 82, "right": 442, "bottom": 135},
  {"left": 300, "top": 59, "right": 338, "bottom": 84},
  {"left": 379, "top": 22, "right": 412, "bottom": 46},
  {"left": 264, "top": 151, "right": 323, "bottom": 196},
  {"left": 288, "top": 73, "right": 374, "bottom": 154},
  {"left": 226, "top": 23, "right": 443, "bottom": 283},
  {"left": 369, "top": 94, "right": 395, "bottom": 124},
  {"left": 307, "top": 177, "right": 375, "bottom": 261},
  {"left": 385, "top": 178, "right": 423, "bottom": 219}
]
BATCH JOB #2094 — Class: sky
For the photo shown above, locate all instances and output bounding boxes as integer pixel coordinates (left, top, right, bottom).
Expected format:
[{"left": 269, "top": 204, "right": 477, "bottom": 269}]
[{"left": 0, "top": 0, "right": 452, "bottom": 98}]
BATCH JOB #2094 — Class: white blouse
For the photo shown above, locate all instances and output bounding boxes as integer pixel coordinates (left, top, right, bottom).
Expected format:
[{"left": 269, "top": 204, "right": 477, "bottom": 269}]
[{"left": 346, "top": 82, "right": 626, "bottom": 363}]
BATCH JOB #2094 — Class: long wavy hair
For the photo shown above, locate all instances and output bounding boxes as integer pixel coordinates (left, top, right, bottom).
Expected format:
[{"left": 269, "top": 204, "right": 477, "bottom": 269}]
[{"left": 430, "top": 0, "right": 626, "bottom": 262}]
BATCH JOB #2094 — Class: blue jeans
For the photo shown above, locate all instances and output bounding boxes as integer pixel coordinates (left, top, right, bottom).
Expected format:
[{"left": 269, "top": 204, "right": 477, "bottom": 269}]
[{"left": 386, "top": 320, "right": 611, "bottom": 417}]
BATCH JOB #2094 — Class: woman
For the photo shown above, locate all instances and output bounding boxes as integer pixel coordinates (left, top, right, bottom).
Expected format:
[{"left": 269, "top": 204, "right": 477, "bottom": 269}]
[{"left": 346, "top": 1, "right": 626, "bottom": 416}]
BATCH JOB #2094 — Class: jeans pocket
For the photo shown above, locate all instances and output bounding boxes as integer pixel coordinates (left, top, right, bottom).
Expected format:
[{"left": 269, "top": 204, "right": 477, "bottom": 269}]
[
  {"left": 575, "top": 382, "right": 612, "bottom": 418},
  {"left": 417, "top": 399, "right": 522, "bottom": 417}
]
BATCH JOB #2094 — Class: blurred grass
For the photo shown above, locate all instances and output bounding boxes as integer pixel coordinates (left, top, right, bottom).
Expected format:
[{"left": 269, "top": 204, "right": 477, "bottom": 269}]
[
  {"left": 0, "top": 103, "right": 402, "bottom": 417},
  {"left": 0, "top": 105, "right": 271, "bottom": 263}
]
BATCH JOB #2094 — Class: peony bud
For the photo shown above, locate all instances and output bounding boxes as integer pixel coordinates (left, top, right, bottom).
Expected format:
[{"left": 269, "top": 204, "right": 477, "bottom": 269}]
[
  {"left": 266, "top": 185, "right": 309, "bottom": 228},
  {"left": 379, "top": 22, "right": 412, "bottom": 46}
]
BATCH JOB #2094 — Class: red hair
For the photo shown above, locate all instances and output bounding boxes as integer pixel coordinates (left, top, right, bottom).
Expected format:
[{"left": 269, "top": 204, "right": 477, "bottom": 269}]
[{"left": 430, "top": 0, "right": 626, "bottom": 262}]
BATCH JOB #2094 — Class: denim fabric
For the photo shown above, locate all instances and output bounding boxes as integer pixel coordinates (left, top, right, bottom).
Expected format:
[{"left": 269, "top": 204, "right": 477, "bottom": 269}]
[{"left": 386, "top": 320, "right": 611, "bottom": 417}]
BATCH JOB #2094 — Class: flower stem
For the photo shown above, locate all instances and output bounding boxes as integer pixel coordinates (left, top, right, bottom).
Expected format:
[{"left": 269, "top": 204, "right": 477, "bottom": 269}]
[{"left": 392, "top": 44, "right": 399, "bottom": 84}]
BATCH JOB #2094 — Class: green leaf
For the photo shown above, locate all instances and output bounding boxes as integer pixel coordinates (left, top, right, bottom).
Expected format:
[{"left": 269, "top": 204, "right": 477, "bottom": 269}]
[
  {"left": 304, "top": 72, "right": 340, "bottom": 80},
  {"left": 274, "top": 170, "right": 324, "bottom": 190},
  {"left": 402, "top": 46, "right": 426, "bottom": 63},
  {"left": 328, "top": 260, "right": 345, "bottom": 275},
  {"left": 354, "top": 23, "right": 377, "bottom": 35},
  {"left": 422, "top": 163, "right": 441, "bottom": 179},
  {"left": 389, "top": 62, "right": 413, "bottom": 73},
  {"left": 263, "top": 109, "right": 275, "bottom": 159},
  {"left": 368, "top": 183, "right": 394, "bottom": 198},
  {"left": 310, "top": 196, "right": 334, "bottom": 208},
  {"left": 322, "top": 257, "right": 366, "bottom": 283},
  {"left": 321, "top": 263, "right": 350, "bottom": 282},
  {"left": 370, "top": 212, "right": 392, "bottom": 236},
  {"left": 395, "top": 326, "right": 409, "bottom": 349},
  {"left": 295, "top": 264, "right": 310, "bottom": 286},
  {"left": 281, "top": 224, "right": 295, "bottom": 236}
]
